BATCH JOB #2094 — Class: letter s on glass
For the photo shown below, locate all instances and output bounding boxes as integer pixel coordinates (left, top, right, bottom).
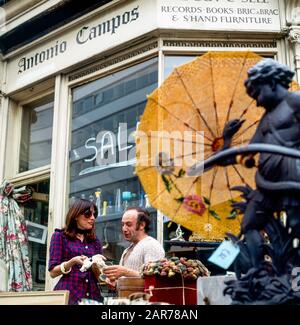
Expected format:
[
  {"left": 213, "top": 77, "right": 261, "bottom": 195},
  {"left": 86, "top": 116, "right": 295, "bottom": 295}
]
[{"left": 84, "top": 137, "right": 97, "bottom": 162}]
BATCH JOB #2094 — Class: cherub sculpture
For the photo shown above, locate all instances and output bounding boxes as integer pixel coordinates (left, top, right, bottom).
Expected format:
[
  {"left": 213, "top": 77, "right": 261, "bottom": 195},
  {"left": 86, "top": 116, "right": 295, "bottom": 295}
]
[{"left": 189, "top": 58, "right": 300, "bottom": 304}]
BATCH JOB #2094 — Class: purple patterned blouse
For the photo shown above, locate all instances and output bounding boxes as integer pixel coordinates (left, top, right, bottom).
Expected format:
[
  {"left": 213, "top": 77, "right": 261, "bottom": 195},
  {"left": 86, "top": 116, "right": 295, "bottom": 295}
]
[{"left": 48, "top": 229, "right": 102, "bottom": 305}]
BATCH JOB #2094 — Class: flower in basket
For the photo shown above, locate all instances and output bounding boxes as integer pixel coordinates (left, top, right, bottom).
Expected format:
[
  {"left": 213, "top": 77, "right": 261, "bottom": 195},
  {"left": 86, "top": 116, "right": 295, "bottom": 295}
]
[{"left": 141, "top": 256, "right": 210, "bottom": 280}]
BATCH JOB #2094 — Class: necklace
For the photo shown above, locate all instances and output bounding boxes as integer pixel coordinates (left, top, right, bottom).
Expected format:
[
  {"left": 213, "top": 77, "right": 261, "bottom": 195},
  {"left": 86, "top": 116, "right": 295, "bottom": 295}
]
[{"left": 76, "top": 228, "right": 90, "bottom": 234}]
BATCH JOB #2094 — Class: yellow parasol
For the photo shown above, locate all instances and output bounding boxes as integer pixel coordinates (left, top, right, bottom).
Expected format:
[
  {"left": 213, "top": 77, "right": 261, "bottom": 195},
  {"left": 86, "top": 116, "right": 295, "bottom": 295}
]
[{"left": 135, "top": 52, "right": 299, "bottom": 240}]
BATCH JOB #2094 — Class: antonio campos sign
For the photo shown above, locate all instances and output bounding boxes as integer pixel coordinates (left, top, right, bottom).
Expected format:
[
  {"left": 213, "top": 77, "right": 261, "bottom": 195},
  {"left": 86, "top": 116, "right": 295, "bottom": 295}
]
[
  {"left": 17, "top": 7, "right": 139, "bottom": 75},
  {"left": 6, "top": 0, "right": 155, "bottom": 93},
  {"left": 6, "top": 0, "right": 281, "bottom": 93}
]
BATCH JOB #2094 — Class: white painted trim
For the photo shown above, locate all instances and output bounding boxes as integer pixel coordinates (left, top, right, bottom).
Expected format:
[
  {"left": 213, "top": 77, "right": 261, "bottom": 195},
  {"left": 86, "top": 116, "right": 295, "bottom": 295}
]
[
  {"left": 45, "top": 74, "right": 71, "bottom": 291},
  {"left": 18, "top": 89, "right": 54, "bottom": 107},
  {"left": 0, "top": 61, "right": 8, "bottom": 182},
  {"left": 158, "top": 38, "right": 164, "bottom": 87},
  {"left": 8, "top": 165, "right": 50, "bottom": 187},
  {"left": 0, "top": 259, "right": 8, "bottom": 292},
  {"left": 278, "top": 0, "right": 288, "bottom": 28},
  {"left": 156, "top": 38, "right": 165, "bottom": 245},
  {"left": 161, "top": 44, "right": 278, "bottom": 55},
  {"left": 156, "top": 210, "right": 164, "bottom": 246},
  {"left": 0, "top": 96, "right": 8, "bottom": 182},
  {"left": 3, "top": 99, "right": 22, "bottom": 179}
]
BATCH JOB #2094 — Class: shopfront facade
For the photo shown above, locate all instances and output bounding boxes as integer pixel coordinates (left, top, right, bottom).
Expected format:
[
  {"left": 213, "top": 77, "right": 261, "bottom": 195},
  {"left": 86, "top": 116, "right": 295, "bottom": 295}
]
[{"left": 0, "top": 0, "right": 299, "bottom": 291}]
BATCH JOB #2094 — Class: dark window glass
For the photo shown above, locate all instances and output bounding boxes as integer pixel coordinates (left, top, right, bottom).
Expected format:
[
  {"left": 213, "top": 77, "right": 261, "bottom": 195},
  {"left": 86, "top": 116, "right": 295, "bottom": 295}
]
[
  {"left": 23, "top": 179, "right": 50, "bottom": 290},
  {"left": 70, "top": 58, "right": 158, "bottom": 263},
  {"left": 19, "top": 98, "right": 54, "bottom": 173}
]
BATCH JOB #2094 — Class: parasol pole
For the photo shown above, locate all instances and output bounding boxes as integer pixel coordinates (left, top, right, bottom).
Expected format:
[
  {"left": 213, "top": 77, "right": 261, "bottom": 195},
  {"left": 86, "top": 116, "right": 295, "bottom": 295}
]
[{"left": 187, "top": 144, "right": 300, "bottom": 176}]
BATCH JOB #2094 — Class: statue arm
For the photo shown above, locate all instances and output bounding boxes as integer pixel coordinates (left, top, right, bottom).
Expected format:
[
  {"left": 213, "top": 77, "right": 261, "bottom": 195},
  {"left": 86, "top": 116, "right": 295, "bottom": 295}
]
[
  {"left": 236, "top": 116, "right": 266, "bottom": 168},
  {"left": 191, "top": 117, "right": 265, "bottom": 173},
  {"left": 289, "top": 92, "right": 300, "bottom": 121}
]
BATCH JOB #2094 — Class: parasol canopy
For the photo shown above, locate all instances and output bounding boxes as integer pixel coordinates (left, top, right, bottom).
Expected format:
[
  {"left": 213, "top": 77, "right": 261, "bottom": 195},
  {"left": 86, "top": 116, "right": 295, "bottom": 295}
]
[
  {"left": 0, "top": 180, "right": 32, "bottom": 291},
  {"left": 135, "top": 51, "right": 300, "bottom": 240}
]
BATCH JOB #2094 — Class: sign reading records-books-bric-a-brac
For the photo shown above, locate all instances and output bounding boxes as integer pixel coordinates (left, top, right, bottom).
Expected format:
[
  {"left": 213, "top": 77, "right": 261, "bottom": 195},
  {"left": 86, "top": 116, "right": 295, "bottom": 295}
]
[{"left": 158, "top": 0, "right": 280, "bottom": 32}]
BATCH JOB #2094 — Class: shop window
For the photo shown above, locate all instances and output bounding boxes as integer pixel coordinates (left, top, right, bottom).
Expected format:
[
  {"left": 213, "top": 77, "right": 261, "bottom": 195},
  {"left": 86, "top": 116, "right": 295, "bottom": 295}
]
[
  {"left": 19, "top": 97, "right": 54, "bottom": 173},
  {"left": 23, "top": 179, "right": 50, "bottom": 291},
  {"left": 69, "top": 57, "right": 158, "bottom": 263}
]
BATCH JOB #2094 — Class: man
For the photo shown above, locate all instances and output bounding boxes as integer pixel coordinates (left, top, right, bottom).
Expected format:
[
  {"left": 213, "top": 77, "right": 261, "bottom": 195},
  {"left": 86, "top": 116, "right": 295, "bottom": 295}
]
[{"left": 103, "top": 207, "right": 165, "bottom": 281}]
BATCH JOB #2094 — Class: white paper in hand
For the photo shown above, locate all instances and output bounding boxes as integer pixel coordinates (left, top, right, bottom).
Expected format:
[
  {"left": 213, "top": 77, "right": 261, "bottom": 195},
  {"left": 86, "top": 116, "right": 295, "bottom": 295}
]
[{"left": 208, "top": 240, "right": 240, "bottom": 270}]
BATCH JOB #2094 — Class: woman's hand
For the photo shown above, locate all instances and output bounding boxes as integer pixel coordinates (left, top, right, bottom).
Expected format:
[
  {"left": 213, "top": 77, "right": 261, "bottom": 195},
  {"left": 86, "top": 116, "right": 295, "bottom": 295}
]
[
  {"left": 69, "top": 255, "right": 88, "bottom": 267},
  {"left": 49, "top": 255, "right": 88, "bottom": 278}
]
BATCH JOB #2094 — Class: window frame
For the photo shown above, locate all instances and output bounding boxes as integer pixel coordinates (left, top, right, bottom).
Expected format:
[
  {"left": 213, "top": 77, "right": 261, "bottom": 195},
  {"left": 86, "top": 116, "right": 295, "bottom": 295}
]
[{"left": 6, "top": 89, "right": 55, "bottom": 182}]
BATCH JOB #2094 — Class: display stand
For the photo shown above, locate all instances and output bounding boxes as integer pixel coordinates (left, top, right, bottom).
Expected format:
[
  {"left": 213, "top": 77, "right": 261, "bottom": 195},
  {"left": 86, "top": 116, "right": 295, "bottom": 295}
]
[{"left": 164, "top": 240, "right": 227, "bottom": 275}]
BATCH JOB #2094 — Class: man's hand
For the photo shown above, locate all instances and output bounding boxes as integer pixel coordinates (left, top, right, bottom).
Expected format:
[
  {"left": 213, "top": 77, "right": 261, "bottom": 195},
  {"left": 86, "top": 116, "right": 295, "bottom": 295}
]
[
  {"left": 103, "top": 265, "right": 140, "bottom": 280},
  {"left": 92, "top": 254, "right": 107, "bottom": 264},
  {"left": 102, "top": 265, "right": 128, "bottom": 280}
]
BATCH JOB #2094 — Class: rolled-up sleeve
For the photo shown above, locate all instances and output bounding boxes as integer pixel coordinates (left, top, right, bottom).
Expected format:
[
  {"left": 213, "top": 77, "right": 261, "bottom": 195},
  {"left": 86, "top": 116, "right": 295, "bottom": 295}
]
[{"left": 48, "top": 231, "right": 63, "bottom": 271}]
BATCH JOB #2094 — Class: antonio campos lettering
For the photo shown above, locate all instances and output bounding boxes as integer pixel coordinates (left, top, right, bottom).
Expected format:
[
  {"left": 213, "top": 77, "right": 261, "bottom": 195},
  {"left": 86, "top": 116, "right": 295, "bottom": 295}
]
[
  {"left": 18, "top": 41, "right": 66, "bottom": 74},
  {"left": 17, "top": 6, "right": 139, "bottom": 74},
  {"left": 76, "top": 6, "right": 139, "bottom": 44}
]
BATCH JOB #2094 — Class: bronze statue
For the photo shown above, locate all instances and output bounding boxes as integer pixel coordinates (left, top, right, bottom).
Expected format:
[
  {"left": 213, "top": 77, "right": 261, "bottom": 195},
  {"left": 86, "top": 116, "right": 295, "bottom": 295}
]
[
  {"left": 239, "top": 59, "right": 300, "bottom": 266},
  {"left": 189, "top": 58, "right": 300, "bottom": 304}
]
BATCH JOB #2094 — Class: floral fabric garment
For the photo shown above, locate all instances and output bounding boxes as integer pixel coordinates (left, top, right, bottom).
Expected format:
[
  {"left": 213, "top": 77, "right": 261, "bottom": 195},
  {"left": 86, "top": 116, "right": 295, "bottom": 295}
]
[{"left": 0, "top": 180, "right": 32, "bottom": 291}]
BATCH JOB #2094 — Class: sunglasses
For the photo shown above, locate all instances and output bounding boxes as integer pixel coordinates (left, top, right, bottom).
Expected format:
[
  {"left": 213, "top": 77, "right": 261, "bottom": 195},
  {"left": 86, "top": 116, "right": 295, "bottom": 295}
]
[{"left": 82, "top": 208, "right": 97, "bottom": 218}]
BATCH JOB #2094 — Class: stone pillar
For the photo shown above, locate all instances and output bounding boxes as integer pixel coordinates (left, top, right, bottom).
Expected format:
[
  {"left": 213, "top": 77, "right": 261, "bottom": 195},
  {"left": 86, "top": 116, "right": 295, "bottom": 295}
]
[
  {"left": 0, "top": 61, "right": 7, "bottom": 183},
  {"left": 288, "top": 27, "right": 300, "bottom": 82},
  {"left": 286, "top": 1, "right": 300, "bottom": 81},
  {"left": 286, "top": 0, "right": 300, "bottom": 26}
]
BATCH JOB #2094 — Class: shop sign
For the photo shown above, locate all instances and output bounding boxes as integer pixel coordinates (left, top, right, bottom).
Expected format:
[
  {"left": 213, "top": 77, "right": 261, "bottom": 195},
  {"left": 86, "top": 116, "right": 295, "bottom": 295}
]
[
  {"left": 6, "top": 0, "right": 155, "bottom": 93},
  {"left": 6, "top": 0, "right": 281, "bottom": 93},
  {"left": 157, "top": 0, "right": 280, "bottom": 32}
]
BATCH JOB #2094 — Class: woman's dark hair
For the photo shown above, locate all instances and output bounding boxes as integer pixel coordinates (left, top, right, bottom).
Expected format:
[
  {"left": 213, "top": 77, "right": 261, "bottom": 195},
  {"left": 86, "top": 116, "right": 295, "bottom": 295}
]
[
  {"left": 245, "top": 58, "right": 294, "bottom": 90},
  {"left": 64, "top": 198, "right": 97, "bottom": 241},
  {"left": 125, "top": 206, "right": 151, "bottom": 233}
]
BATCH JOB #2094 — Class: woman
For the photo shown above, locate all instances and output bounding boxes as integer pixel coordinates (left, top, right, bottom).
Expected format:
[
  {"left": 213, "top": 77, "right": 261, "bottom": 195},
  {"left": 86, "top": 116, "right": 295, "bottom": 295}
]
[{"left": 48, "top": 198, "right": 103, "bottom": 305}]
